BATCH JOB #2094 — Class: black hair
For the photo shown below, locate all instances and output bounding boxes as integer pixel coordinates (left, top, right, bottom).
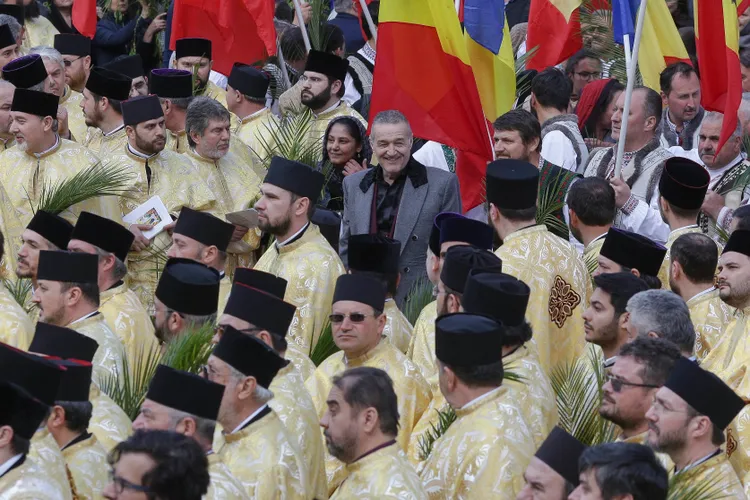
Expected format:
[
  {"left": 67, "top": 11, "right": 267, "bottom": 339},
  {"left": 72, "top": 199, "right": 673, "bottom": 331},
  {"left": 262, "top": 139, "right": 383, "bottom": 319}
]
[
  {"left": 582, "top": 79, "right": 625, "bottom": 139},
  {"left": 565, "top": 48, "right": 600, "bottom": 75},
  {"left": 568, "top": 177, "right": 616, "bottom": 226},
  {"left": 733, "top": 204, "right": 750, "bottom": 232},
  {"left": 92, "top": 93, "right": 123, "bottom": 115},
  {"left": 57, "top": 401, "right": 93, "bottom": 434},
  {"left": 670, "top": 233, "right": 718, "bottom": 284},
  {"left": 280, "top": 26, "right": 306, "bottom": 62},
  {"left": 634, "top": 86, "right": 663, "bottom": 128},
  {"left": 323, "top": 23, "right": 346, "bottom": 54},
  {"left": 593, "top": 272, "right": 649, "bottom": 317},
  {"left": 659, "top": 62, "right": 698, "bottom": 95},
  {"left": 332, "top": 367, "right": 400, "bottom": 436},
  {"left": 531, "top": 68, "right": 572, "bottom": 112},
  {"left": 617, "top": 336, "right": 681, "bottom": 387},
  {"left": 578, "top": 443, "right": 668, "bottom": 500},
  {"left": 274, "top": 1, "right": 294, "bottom": 23},
  {"left": 60, "top": 281, "right": 100, "bottom": 308},
  {"left": 9, "top": 434, "right": 29, "bottom": 455},
  {"left": 492, "top": 108, "right": 541, "bottom": 149},
  {"left": 497, "top": 206, "right": 538, "bottom": 223},
  {"left": 443, "top": 359, "right": 504, "bottom": 388}
]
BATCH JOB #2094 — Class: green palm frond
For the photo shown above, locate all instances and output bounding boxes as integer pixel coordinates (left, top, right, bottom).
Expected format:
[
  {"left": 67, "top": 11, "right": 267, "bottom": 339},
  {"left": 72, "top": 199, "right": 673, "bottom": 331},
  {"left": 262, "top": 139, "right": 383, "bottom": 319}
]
[
  {"left": 307, "top": 0, "right": 332, "bottom": 52},
  {"left": 100, "top": 342, "right": 162, "bottom": 421},
  {"left": 418, "top": 406, "right": 457, "bottom": 461},
  {"left": 403, "top": 278, "right": 435, "bottom": 326},
  {"left": 310, "top": 320, "right": 340, "bottom": 366},
  {"left": 160, "top": 322, "right": 215, "bottom": 374},
  {"left": 578, "top": 0, "right": 634, "bottom": 84},
  {"left": 257, "top": 110, "right": 323, "bottom": 168},
  {"left": 668, "top": 467, "right": 730, "bottom": 500},
  {"left": 3, "top": 278, "right": 32, "bottom": 313},
  {"left": 34, "top": 161, "right": 134, "bottom": 215},
  {"left": 537, "top": 167, "right": 573, "bottom": 239},
  {"left": 551, "top": 347, "right": 617, "bottom": 446}
]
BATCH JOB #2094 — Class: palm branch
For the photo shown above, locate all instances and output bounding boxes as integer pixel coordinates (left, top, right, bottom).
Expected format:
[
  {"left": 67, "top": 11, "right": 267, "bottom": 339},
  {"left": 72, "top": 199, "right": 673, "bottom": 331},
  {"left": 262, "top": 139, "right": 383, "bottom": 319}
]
[
  {"left": 33, "top": 161, "right": 134, "bottom": 215},
  {"left": 417, "top": 406, "right": 457, "bottom": 461},
  {"left": 578, "top": 0, "right": 635, "bottom": 84},
  {"left": 537, "top": 167, "right": 572, "bottom": 239},
  {"left": 310, "top": 320, "right": 339, "bottom": 366},
  {"left": 3, "top": 278, "right": 32, "bottom": 313},
  {"left": 256, "top": 110, "right": 323, "bottom": 168},
  {"left": 551, "top": 347, "right": 617, "bottom": 446},
  {"left": 100, "top": 342, "right": 162, "bottom": 421},
  {"left": 307, "top": 0, "right": 331, "bottom": 52},
  {"left": 668, "top": 467, "right": 730, "bottom": 500},
  {"left": 160, "top": 322, "right": 216, "bottom": 374},
  {"left": 403, "top": 278, "right": 435, "bottom": 326}
]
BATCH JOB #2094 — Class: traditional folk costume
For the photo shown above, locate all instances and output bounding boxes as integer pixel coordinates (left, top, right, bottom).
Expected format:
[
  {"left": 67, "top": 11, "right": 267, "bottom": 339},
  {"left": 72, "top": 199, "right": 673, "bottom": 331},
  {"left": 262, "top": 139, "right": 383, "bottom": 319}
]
[
  {"left": 703, "top": 154, "right": 750, "bottom": 236},
  {"left": 540, "top": 114, "right": 589, "bottom": 173},
  {"left": 657, "top": 107, "right": 705, "bottom": 151}
]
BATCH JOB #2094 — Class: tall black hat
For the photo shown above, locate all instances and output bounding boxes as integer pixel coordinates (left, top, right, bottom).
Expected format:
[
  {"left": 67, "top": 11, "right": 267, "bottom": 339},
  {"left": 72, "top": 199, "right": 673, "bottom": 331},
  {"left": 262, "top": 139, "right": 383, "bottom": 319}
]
[
  {"left": 485, "top": 159, "right": 539, "bottom": 210},
  {"left": 722, "top": 229, "right": 750, "bottom": 258},
  {"left": 435, "top": 312, "right": 505, "bottom": 367},
  {"left": 600, "top": 228, "right": 667, "bottom": 277},
  {"left": 228, "top": 63, "right": 269, "bottom": 100},
  {"left": 0, "top": 341, "right": 64, "bottom": 406},
  {"left": 0, "top": 24, "right": 15, "bottom": 49},
  {"left": 332, "top": 273, "right": 386, "bottom": 311},
  {"left": 155, "top": 258, "right": 221, "bottom": 316},
  {"left": 534, "top": 427, "right": 587, "bottom": 486},
  {"left": 26, "top": 210, "right": 74, "bottom": 250},
  {"left": 146, "top": 365, "right": 224, "bottom": 421},
  {"left": 440, "top": 245, "right": 502, "bottom": 293},
  {"left": 54, "top": 34, "right": 91, "bottom": 57},
  {"left": 2, "top": 54, "right": 46, "bottom": 89},
  {"left": 232, "top": 268, "right": 287, "bottom": 299},
  {"left": 263, "top": 156, "right": 325, "bottom": 204},
  {"left": 430, "top": 212, "right": 463, "bottom": 255},
  {"left": 212, "top": 326, "right": 287, "bottom": 388},
  {"left": 85, "top": 66, "right": 131, "bottom": 101},
  {"left": 122, "top": 94, "right": 164, "bottom": 126},
  {"left": 51, "top": 359, "right": 92, "bottom": 402},
  {"left": 439, "top": 216, "right": 494, "bottom": 249},
  {"left": 0, "top": 5, "right": 24, "bottom": 25},
  {"left": 37, "top": 250, "right": 98, "bottom": 283},
  {"left": 104, "top": 54, "right": 144, "bottom": 79},
  {"left": 149, "top": 69, "right": 193, "bottom": 99},
  {"left": 174, "top": 207, "right": 233, "bottom": 252},
  {"left": 0, "top": 380, "right": 50, "bottom": 440},
  {"left": 223, "top": 283, "right": 296, "bottom": 336},
  {"left": 463, "top": 270, "right": 530, "bottom": 327},
  {"left": 659, "top": 157, "right": 710, "bottom": 210},
  {"left": 304, "top": 50, "right": 349, "bottom": 82},
  {"left": 175, "top": 38, "right": 212, "bottom": 60},
  {"left": 28, "top": 322, "right": 99, "bottom": 362},
  {"left": 71, "top": 211, "right": 135, "bottom": 262},
  {"left": 348, "top": 234, "right": 400, "bottom": 276},
  {"left": 11, "top": 88, "right": 58, "bottom": 117}
]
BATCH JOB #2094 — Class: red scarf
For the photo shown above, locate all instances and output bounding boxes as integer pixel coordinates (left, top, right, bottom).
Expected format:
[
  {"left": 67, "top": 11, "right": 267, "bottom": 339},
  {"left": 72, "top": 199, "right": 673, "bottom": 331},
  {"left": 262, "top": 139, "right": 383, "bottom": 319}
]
[{"left": 576, "top": 78, "right": 613, "bottom": 131}]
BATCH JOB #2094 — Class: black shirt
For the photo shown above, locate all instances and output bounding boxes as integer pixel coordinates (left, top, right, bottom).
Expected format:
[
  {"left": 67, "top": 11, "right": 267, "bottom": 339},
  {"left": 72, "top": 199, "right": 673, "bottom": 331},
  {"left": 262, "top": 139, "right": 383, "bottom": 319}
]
[{"left": 373, "top": 167, "right": 408, "bottom": 237}]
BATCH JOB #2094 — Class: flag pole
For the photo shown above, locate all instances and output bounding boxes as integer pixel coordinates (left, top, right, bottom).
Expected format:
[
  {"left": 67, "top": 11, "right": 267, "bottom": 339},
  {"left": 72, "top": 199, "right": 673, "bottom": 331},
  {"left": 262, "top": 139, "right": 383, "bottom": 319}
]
[
  {"left": 291, "top": 0, "right": 312, "bottom": 53},
  {"left": 622, "top": 34, "right": 632, "bottom": 76},
  {"left": 358, "top": 0, "right": 377, "bottom": 44},
  {"left": 614, "top": 0, "right": 648, "bottom": 178},
  {"left": 276, "top": 37, "right": 292, "bottom": 89}
]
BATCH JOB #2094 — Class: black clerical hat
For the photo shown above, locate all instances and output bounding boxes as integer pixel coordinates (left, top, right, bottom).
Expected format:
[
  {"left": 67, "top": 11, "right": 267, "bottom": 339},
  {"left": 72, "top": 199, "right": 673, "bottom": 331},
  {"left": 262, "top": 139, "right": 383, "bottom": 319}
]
[
  {"left": 659, "top": 157, "right": 710, "bottom": 210},
  {"left": 212, "top": 326, "right": 287, "bottom": 388},
  {"left": 430, "top": 212, "right": 462, "bottom": 255},
  {"left": 175, "top": 37, "right": 212, "bottom": 60},
  {"left": 85, "top": 66, "right": 131, "bottom": 101},
  {"left": 54, "top": 33, "right": 91, "bottom": 57},
  {"left": 311, "top": 207, "right": 341, "bottom": 251},
  {"left": 149, "top": 69, "right": 193, "bottom": 98},
  {"left": 439, "top": 216, "right": 494, "bottom": 249},
  {"left": 37, "top": 250, "right": 98, "bottom": 283},
  {"left": 0, "top": 341, "right": 64, "bottom": 405},
  {"left": 486, "top": 159, "right": 539, "bottom": 210},
  {"left": 122, "top": 94, "right": 163, "bottom": 126},
  {"left": 51, "top": 359, "right": 92, "bottom": 402},
  {"left": 348, "top": 234, "right": 400, "bottom": 276},
  {"left": 104, "top": 54, "right": 144, "bottom": 79},
  {"left": 535, "top": 427, "right": 587, "bottom": 486},
  {"left": 228, "top": 63, "right": 269, "bottom": 100},
  {"left": 233, "top": 268, "right": 287, "bottom": 299},
  {"left": 304, "top": 50, "right": 349, "bottom": 82},
  {"left": 11, "top": 88, "right": 58, "bottom": 117},
  {"left": 223, "top": 283, "right": 296, "bottom": 336},
  {"left": 722, "top": 229, "right": 750, "bottom": 258},
  {"left": 0, "top": 380, "right": 49, "bottom": 440},
  {"left": 155, "top": 258, "right": 221, "bottom": 316},
  {"left": 664, "top": 357, "right": 744, "bottom": 430},
  {"left": 0, "top": 5, "right": 24, "bottom": 25},
  {"left": 174, "top": 207, "right": 233, "bottom": 252},
  {"left": 26, "top": 210, "right": 74, "bottom": 249},
  {"left": 333, "top": 273, "right": 386, "bottom": 311},
  {"left": 0, "top": 25, "right": 14, "bottom": 50},
  {"left": 71, "top": 211, "right": 135, "bottom": 262},
  {"left": 463, "top": 270, "right": 530, "bottom": 327},
  {"left": 440, "top": 245, "right": 502, "bottom": 293},
  {"left": 3, "top": 54, "right": 46, "bottom": 89},
  {"left": 29, "top": 322, "right": 99, "bottom": 362},
  {"left": 600, "top": 228, "right": 667, "bottom": 277},
  {"left": 435, "top": 313, "right": 505, "bottom": 367},
  {"left": 146, "top": 365, "right": 224, "bottom": 421},
  {"left": 263, "top": 156, "right": 325, "bottom": 204}
]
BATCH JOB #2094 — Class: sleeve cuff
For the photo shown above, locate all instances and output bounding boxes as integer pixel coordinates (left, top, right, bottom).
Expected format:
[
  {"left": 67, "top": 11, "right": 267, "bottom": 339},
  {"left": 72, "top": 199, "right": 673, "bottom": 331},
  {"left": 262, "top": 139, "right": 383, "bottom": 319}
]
[
  {"left": 718, "top": 207, "right": 734, "bottom": 230},
  {"left": 621, "top": 195, "right": 639, "bottom": 215}
]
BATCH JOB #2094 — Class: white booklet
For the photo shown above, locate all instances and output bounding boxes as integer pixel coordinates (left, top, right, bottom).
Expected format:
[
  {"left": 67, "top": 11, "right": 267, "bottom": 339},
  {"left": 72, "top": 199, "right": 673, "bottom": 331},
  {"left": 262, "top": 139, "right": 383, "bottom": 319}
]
[
  {"left": 122, "top": 195, "right": 173, "bottom": 240},
  {"left": 226, "top": 208, "right": 259, "bottom": 229}
]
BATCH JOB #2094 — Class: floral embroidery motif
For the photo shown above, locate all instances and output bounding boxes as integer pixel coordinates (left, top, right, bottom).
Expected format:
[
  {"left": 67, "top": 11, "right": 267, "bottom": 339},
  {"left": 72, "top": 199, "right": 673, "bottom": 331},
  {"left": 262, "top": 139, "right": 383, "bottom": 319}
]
[
  {"left": 548, "top": 275, "right": 581, "bottom": 328},
  {"left": 727, "top": 427, "right": 738, "bottom": 457}
]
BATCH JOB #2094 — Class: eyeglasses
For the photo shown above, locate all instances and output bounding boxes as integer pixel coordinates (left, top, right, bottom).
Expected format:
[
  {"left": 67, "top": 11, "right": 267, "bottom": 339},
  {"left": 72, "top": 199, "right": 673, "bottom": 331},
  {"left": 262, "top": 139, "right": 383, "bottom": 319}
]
[
  {"left": 606, "top": 373, "right": 659, "bottom": 393},
  {"left": 650, "top": 396, "right": 690, "bottom": 416},
  {"left": 329, "top": 312, "right": 376, "bottom": 324},
  {"left": 574, "top": 71, "right": 602, "bottom": 80},
  {"left": 63, "top": 56, "right": 83, "bottom": 68},
  {"left": 108, "top": 470, "right": 151, "bottom": 495},
  {"left": 213, "top": 324, "right": 263, "bottom": 337}
]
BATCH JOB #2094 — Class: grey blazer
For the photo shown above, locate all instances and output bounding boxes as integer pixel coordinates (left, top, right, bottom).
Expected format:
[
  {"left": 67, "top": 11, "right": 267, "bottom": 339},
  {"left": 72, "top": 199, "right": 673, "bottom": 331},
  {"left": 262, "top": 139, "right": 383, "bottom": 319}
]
[{"left": 340, "top": 158, "right": 462, "bottom": 305}]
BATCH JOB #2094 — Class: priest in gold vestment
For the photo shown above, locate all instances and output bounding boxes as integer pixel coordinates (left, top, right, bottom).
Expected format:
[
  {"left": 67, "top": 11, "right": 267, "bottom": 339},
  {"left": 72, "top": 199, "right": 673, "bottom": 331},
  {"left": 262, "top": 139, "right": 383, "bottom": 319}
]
[
  {"left": 133, "top": 364, "right": 249, "bottom": 500},
  {"left": 226, "top": 64, "right": 278, "bottom": 160},
  {"left": 21, "top": 9, "right": 58, "bottom": 50},
  {"left": 419, "top": 313, "right": 535, "bottom": 499},
  {"left": 79, "top": 67, "right": 132, "bottom": 157},
  {"left": 254, "top": 157, "right": 346, "bottom": 354},
  {"left": 306, "top": 274, "right": 431, "bottom": 493},
  {"left": 53, "top": 34, "right": 91, "bottom": 142},
  {"left": 321, "top": 367, "right": 427, "bottom": 499},
  {"left": 518, "top": 427, "right": 587, "bottom": 499},
  {"left": 46, "top": 359, "right": 108, "bottom": 500},
  {"left": 486, "top": 159, "right": 589, "bottom": 373},
  {"left": 208, "top": 327, "right": 309, "bottom": 499},
  {"left": 567, "top": 177, "right": 614, "bottom": 279}
]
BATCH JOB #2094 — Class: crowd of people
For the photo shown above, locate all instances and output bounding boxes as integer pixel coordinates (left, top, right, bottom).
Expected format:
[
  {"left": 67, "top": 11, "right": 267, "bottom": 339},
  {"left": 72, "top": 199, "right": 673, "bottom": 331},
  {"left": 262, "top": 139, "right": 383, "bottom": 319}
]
[{"left": 0, "top": 0, "right": 748, "bottom": 499}]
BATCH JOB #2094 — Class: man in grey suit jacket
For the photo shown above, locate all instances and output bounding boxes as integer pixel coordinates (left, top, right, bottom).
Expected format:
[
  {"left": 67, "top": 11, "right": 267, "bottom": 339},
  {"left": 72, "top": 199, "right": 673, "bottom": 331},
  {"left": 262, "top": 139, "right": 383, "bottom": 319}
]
[{"left": 340, "top": 110, "right": 462, "bottom": 305}]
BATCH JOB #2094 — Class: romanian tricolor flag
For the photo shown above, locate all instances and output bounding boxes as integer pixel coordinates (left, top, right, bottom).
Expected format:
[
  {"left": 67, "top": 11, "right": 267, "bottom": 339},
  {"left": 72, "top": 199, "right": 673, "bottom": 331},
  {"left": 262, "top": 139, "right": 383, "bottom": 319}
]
[
  {"left": 695, "top": 0, "right": 742, "bottom": 154},
  {"left": 370, "top": 0, "right": 493, "bottom": 211},
  {"left": 526, "top": 0, "right": 582, "bottom": 70}
]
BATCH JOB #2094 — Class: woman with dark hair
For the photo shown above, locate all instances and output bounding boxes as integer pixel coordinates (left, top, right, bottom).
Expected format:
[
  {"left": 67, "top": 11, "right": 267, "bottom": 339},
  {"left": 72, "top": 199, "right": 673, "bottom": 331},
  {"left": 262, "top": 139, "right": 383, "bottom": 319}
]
[
  {"left": 576, "top": 78, "right": 624, "bottom": 149},
  {"left": 319, "top": 116, "right": 372, "bottom": 211}
]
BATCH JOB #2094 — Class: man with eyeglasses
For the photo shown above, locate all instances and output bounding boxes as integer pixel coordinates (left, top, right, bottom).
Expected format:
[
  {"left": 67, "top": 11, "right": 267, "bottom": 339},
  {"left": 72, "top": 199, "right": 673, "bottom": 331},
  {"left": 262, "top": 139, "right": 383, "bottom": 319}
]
[
  {"left": 132, "top": 365, "right": 248, "bottom": 499},
  {"left": 53, "top": 34, "right": 90, "bottom": 94},
  {"left": 306, "top": 273, "right": 431, "bottom": 494},
  {"left": 646, "top": 357, "right": 745, "bottom": 494},
  {"left": 103, "top": 429, "right": 210, "bottom": 500},
  {"left": 564, "top": 49, "right": 602, "bottom": 109}
]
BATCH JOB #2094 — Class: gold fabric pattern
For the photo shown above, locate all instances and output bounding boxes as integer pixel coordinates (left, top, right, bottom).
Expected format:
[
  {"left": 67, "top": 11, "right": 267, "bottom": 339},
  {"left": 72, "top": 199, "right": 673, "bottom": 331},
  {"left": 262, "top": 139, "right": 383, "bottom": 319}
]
[
  {"left": 83, "top": 125, "right": 129, "bottom": 157},
  {"left": 656, "top": 226, "right": 706, "bottom": 288},
  {"left": 307, "top": 102, "right": 367, "bottom": 153},
  {"left": 206, "top": 453, "right": 250, "bottom": 500},
  {"left": 673, "top": 453, "right": 746, "bottom": 498},
  {"left": 701, "top": 309, "right": 750, "bottom": 398},
  {"left": 22, "top": 15, "right": 58, "bottom": 50},
  {"left": 582, "top": 236, "right": 605, "bottom": 279},
  {"left": 687, "top": 288, "right": 733, "bottom": 361},
  {"left": 70, "top": 315, "right": 125, "bottom": 387},
  {"left": 383, "top": 299, "right": 413, "bottom": 354},
  {"left": 58, "top": 88, "right": 87, "bottom": 143},
  {"left": 61, "top": 435, "right": 108, "bottom": 500},
  {"left": 89, "top": 384, "right": 131, "bottom": 452},
  {"left": 29, "top": 428, "right": 73, "bottom": 500},
  {"left": 0, "top": 281, "right": 33, "bottom": 349},
  {"left": 0, "top": 457, "right": 67, "bottom": 499},
  {"left": 287, "top": 342, "right": 316, "bottom": 383},
  {"left": 548, "top": 275, "right": 581, "bottom": 328},
  {"left": 235, "top": 108, "right": 278, "bottom": 161}
]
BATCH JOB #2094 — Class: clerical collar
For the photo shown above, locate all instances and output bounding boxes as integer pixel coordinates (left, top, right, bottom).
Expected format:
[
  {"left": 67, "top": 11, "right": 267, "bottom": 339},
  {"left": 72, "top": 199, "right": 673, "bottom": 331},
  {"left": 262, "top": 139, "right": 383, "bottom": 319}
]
[
  {"left": 107, "top": 280, "right": 125, "bottom": 291},
  {"left": 0, "top": 454, "right": 22, "bottom": 479},
  {"left": 276, "top": 222, "right": 309, "bottom": 249},
  {"left": 69, "top": 310, "right": 99, "bottom": 325},
  {"left": 688, "top": 287, "right": 716, "bottom": 303},
  {"left": 32, "top": 134, "right": 60, "bottom": 158},
  {"left": 104, "top": 123, "right": 125, "bottom": 137},
  {"left": 351, "top": 439, "right": 397, "bottom": 464},
  {"left": 219, "top": 271, "right": 225, "bottom": 279},
  {"left": 604, "top": 355, "right": 617, "bottom": 369},
  {"left": 314, "top": 100, "right": 342, "bottom": 118},
  {"left": 242, "top": 107, "right": 268, "bottom": 122},
  {"left": 231, "top": 404, "right": 270, "bottom": 434},
  {"left": 461, "top": 385, "right": 502, "bottom": 410},
  {"left": 61, "top": 432, "right": 92, "bottom": 451},
  {"left": 127, "top": 143, "right": 156, "bottom": 159},
  {"left": 676, "top": 448, "right": 721, "bottom": 473},
  {"left": 586, "top": 232, "right": 608, "bottom": 249}
]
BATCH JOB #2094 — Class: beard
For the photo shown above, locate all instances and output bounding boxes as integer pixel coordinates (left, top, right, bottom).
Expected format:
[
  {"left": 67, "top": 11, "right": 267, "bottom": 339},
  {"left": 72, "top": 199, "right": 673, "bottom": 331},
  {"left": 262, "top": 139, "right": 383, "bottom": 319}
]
[
  {"left": 154, "top": 318, "right": 176, "bottom": 344},
  {"left": 324, "top": 428, "right": 357, "bottom": 463},
  {"left": 84, "top": 106, "right": 103, "bottom": 128},
  {"left": 258, "top": 211, "right": 292, "bottom": 237},
  {"left": 719, "top": 280, "right": 750, "bottom": 308},
  {"left": 195, "top": 76, "right": 208, "bottom": 95},
  {"left": 16, "top": 140, "right": 28, "bottom": 152},
  {"left": 202, "top": 144, "right": 228, "bottom": 160},
  {"left": 134, "top": 131, "right": 165, "bottom": 156},
  {"left": 39, "top": 303, "right": 65, "bottom": 325},
  {"left": 570, "top": 224, "right": 583, "bottom": 244},
  {"left": 588, "top": 318, "right": 620, "bottom": 348},
  {"left": 301, "top": 85, "right": 332, "bottom": 110},
  {"left": 648, "top": 423, "right": 687, "bottom": 455}
]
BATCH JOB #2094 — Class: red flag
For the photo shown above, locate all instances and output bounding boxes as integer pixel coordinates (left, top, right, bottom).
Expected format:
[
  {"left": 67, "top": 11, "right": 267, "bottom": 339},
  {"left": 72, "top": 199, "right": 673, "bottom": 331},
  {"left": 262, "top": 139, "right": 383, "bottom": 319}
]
[
  {"left": 739, "top": 0, "right": 750, "bottom": 16},
  {"left": 170, "top": 0, "right": 276, "bottom": 76},
  {"left": 526, "top": 0, "right": 582, "bottom": 70},
  {"left": 72, "top": 0, "right": 97, "bottom": 38}
]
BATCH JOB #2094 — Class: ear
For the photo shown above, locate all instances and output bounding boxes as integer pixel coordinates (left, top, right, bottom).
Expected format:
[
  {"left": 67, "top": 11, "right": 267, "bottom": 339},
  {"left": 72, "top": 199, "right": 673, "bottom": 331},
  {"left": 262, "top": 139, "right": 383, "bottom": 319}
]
[
  {"left": 331, "top": 79, "right": 343, "bottom": 96},
  {"left": 237, "top": 375, "right": 258, "bottom": 401},
  {"left": 660, "top": 91, "right": 669, "bottom": 107},
  {"left": 48, "top": 405, "right": 66, "bottom": 429},
  {"left": 489, "top": 203, "right": 499, "bottom": 223},
  {"left": 100, "top": 96, "right": 110, "bottom": 111},
  {"left": 630, "top": 268, "right": 642, "bottom": 278},
  {"left": 83, "top": 55, "right": 92, "bottom": 69},
  {"left": 294, "top": 196, "right": 310, "bottom": 217},
  {"left": 65, "top": 286, "right": 83, "bottom": 307},
  {"left": 659, "top": 196, "right": 668, "bottom": 214},
  {"left": 100, "top": 252, "right": 116, "bottom": 274},
  {"left": 442, "top": 364, "right": 458, "bottom": 392},
  {"left": 188, "top": 129, "right": 201, "bottom": 146},
  {"left": 528, "top": 136, "right": 540, "bottom": 152},
  {"left": 670, "top": 260, "right": 682, "bottom": 281},
  {"left": 0, "top": 426, "right": 12, "bottom": 448},
  {"left": 177, "top": 416, "right": 197, "bottom": 437},
  {"left": 42, "top": 115, "right": 54, "bottom": 132},
  {"left": 644, "top": 115, "right": 657, "bottom": 133},
  {"left": 208, "top": 60, "right": 214, "bottom": 72},
  {"left": 257, "top": 330, "right": 274, "bottom": 349},
  {"left": 568, "top": 208, "right": 578, "bottom": 227},
  {"left": 448, "top": 294, "right": 461, "bottom": 313},
  {"left": 376, "top": 311, "right": 387, "bottom": 334},
  {"left": 125, "top": 124, "right": 135, "bottom": 140},
  {"left": 732, "top": 135, "right": 742, "bottom": 154},
  {"left": 360, "top": 407, "right": 379, "bottom": 434},
  {"left": 168, "top": 311, "right": 183, "bottom": 334},
  {"left": 647, "top": 331, "right": 659, "bottom": 339},
  {"left": 530, "top": 93, "right": 537, "bottom": 109},
  {"left": 203, "top": 245, "right": 219, "bottom": 265}
]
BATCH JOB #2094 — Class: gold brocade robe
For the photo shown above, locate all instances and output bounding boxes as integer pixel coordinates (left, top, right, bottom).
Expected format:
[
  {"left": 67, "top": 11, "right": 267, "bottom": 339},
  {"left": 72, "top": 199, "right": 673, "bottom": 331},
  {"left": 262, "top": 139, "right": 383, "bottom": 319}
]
[
  {"left": 218, "top": 274, "right": 231, "bottom": 315},
  {"left": 99, "top": 282, "right": 159, "bottom": 375},
  {"left": 61, "top": 435, "right": 108, "bottom": 500},
  {"left": 89, "top": 384, "right": 131, "bottom": 451},
  {"left": 582, "top": 234, "right": 606, "bottom": 279},
  {"left": 254, "top": 224, "right": 346, "bottom": 353},
  {"left": 672, "top": 453, "right": 746, "bottom": 499},
  {"left": 701, "top": 308, "right": 750, "bottom": 398},
  {"left": 0, "top": 281, "right": 33, "bottom": 349},
  {"left": 235, "top": 108, "right": 279, "bottom": 160},
  {"left": 22, "top": 15, "right": 58, "bottom": 50},
  {"left": 29, "top": 428, "right": 73, "bottom": 500},
  {"left": 70, "top": 314, "right": 125, "bottom": 387},
  {"left": 219, "top": 409, "right": 309, "bottom": 499},
  {"left": 657, "top": 225, "right": 705, "bottom": 289},
  {"left": 307, "top": 102, "right": 367, "bottom": 154},
  {"left": 59, "top": 87, "right": 87, "bottom": 143},
  {"left": 166, "top": 129, "right": 264, "bottom": 179},
  {"left": 687, "top": 288, "right": 733, "bottom": 361},
  {"left": 383, "top": 299, "right": 413, "bottom": 354},
  {"left": 287, "top": 342, "right": 316, "bottom": 383},
  {"left": 270, "top": 361, "right": 329, "bottom": 499},
  {"left": 306, "top": 340, "right": 432, "bottom": 492},
  {"left": 0, "top": 139, "right": 122, "bottom": 227},
  {"left": 206, "top": 453, "right": 250, "bottom": 500},
  {"left": 495, "top": 225, "right": 589, "bottom": 374},
  {"left": 83, "top": 125, "right": 129, "bottom": 157},
  {"left": 419, "top": 386, "right": 536, "bottom": 500},
  {"left": 330, "top": 444, "right": 428, "bottom": 500},
  {"left": 407, "top": 300, "right": 438, "bottom": 385},
  {"left": 0, "top": 456, "right": 66, "bottom": 499}
]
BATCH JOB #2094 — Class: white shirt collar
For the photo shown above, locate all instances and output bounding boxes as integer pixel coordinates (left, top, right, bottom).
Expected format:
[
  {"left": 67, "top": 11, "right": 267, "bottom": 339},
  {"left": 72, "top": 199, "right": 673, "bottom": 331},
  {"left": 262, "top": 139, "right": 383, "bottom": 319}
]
[
  {"left": 127, "top": 143, "right": 156, "bottom": 159},
  {"left": 314, "top": 100, "right": 342, "bottom": 118},
  {"left": 688, "top": 287, "right": 716, "bottom": 303},
  {"left": 33, "top": 135, "right": 59, "bottom": 158},
  {"left": 69, "top": 310, "right": 98, "bottom": 325},
  {"left": 0, "top": 454, "right": 23, "bottom": 478},
  {"left": 242, "top": 107, "right": 268, "bottom": 121},
  {"left": 231, "top": 404, "right": 269, "bottom": 434},
  {"left": 103, "top": 123, "right": 125, "bottom": 137},
  {"left": 461, "top": 386, "right": 502, "bottom": 410},
  {"left": 669, "top": 224, "right": 699, "bottom": 237},
  {"left": 678, "top": 449, "right": 720, "bottom": 473},
  {"left": 276, "top": 222, "right": 309, "bottom": 248}
]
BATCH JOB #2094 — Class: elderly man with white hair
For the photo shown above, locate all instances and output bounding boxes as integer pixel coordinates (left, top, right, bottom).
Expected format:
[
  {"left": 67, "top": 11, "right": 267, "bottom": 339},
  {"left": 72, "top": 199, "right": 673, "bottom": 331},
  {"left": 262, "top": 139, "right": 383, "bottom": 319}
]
[{"left": 624, "top": 289, "right": 696, "bottom": 358}]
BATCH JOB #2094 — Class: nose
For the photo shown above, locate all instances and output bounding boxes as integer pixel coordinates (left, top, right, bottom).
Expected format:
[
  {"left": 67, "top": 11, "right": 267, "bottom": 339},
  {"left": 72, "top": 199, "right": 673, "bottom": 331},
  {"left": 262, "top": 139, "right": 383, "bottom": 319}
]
[
  {"left": 31, "top": 290, "right": 40, "bottom": 304},
  {"left": 132, "top": 416, "right": 144, "bottom": 431},
  {"left": 102, "top": 482, "right": 116, "bottom": 499},
  {"left": 166, "top": 244, "right": 177, "bottom": 258},
  {"left": 319, "top": 413, "right": 329, "bottom": 429}
]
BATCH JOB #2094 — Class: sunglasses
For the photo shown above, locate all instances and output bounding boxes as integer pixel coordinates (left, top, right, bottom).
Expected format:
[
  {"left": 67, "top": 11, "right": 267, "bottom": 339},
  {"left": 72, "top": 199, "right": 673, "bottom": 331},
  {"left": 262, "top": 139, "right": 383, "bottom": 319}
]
[
  {"left": 606, "top": 373, "right": 659, "bottom": 393},
  {"left": 329, "top": 312, "right": 376, "bottom": 324}
]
